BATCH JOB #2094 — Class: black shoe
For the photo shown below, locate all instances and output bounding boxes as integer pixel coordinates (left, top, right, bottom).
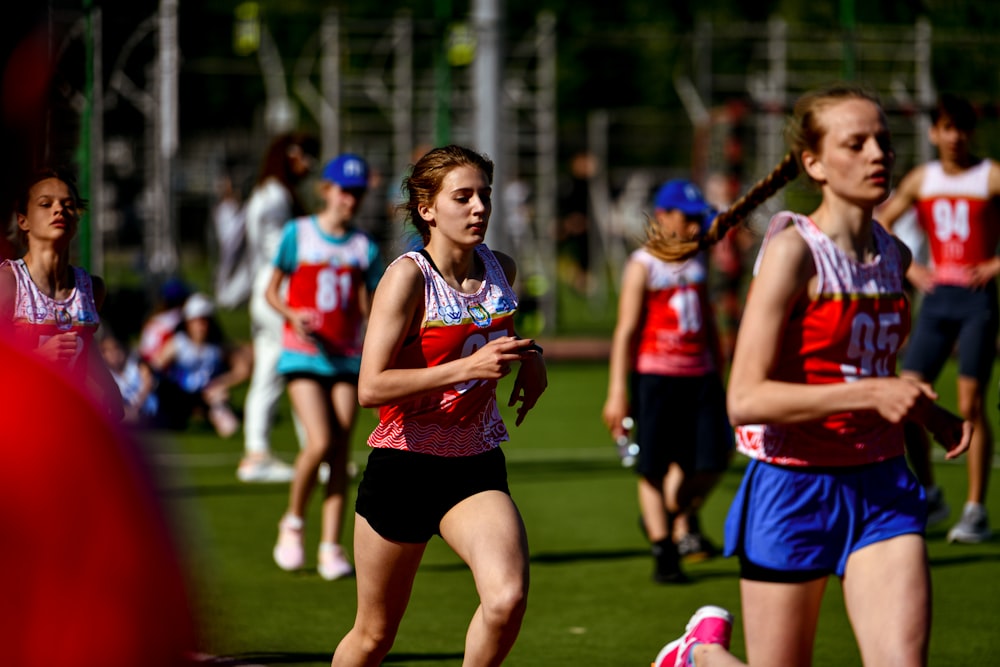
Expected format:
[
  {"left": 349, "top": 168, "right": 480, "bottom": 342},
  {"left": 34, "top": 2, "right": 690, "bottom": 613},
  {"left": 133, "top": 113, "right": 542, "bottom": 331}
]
[
  {"left": 677, "top": 533, "right": 718, "bottom": 564},
  {"left": 652, "top": 538, "right": 690, "bottom": 584}
]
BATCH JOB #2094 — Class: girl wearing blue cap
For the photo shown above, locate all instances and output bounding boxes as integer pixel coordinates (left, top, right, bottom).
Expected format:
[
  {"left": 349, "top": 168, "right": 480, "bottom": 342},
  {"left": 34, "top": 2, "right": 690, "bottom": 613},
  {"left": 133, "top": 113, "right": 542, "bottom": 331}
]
[
  {"left": 266, "top": 153, "right": 384, "bottom": 581},
  {"left": 603, "top": 178, "right": 733, "bottom": 584}
]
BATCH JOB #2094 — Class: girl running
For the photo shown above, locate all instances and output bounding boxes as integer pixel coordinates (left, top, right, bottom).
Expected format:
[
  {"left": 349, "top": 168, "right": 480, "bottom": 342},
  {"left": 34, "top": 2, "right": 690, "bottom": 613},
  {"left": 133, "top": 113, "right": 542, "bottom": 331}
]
[{"left": 650, "top": 85, "right": 971, "bottom": 667}]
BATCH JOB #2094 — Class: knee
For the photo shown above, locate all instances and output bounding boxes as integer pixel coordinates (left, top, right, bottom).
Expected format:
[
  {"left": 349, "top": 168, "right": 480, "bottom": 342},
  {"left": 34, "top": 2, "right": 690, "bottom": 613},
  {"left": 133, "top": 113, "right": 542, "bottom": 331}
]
[
  {"left": 480, "top": 578, "right": 529, "bottom": 628},
  {"left": 346, "top": 625, "right": 396, "bottom": 664}
]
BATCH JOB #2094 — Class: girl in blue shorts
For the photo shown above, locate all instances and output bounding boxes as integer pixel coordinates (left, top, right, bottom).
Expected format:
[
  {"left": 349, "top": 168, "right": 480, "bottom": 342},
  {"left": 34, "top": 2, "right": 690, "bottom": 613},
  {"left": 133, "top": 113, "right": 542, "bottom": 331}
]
[{"left": 648, "top": 85, "right": 971, "bottom": 667}]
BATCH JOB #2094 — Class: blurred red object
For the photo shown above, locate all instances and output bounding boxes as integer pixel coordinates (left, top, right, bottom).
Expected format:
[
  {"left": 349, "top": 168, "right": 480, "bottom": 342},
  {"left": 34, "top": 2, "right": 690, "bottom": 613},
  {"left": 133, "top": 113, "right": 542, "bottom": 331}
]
[{"left": 0, "top": 331, "right": 200, "bottom": 667}]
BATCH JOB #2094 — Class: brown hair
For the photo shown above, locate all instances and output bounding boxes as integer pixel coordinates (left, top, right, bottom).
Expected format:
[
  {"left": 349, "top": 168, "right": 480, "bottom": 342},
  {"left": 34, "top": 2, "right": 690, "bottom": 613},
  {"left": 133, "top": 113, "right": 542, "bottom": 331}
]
[
  {"left": 255, "top": 132, "right": 319, "bottom": 217},
  {"left": 400, "top": 145, "right": 495, "bottom": 246},
  {"left": 645, "top": 84, "right": 883, "bottom": 262}
]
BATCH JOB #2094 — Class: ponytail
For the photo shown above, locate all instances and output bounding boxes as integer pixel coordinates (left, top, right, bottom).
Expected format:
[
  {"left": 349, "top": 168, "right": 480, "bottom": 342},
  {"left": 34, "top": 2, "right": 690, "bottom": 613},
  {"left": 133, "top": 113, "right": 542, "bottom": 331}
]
[{"left": 644, "top": 153, "right": 799, "bottom": 262}]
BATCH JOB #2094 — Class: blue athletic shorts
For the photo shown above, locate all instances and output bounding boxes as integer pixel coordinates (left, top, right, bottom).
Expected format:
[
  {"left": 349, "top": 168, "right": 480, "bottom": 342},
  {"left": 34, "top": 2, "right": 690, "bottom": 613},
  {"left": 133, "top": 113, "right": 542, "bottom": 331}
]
[
  {"left": 631, "top": 372, "right": 734, "bottom": 479},
  {"left": 723, "top": 457, "right": 926, "bottom": 581},
  {"left": 355, "top": 447, "right": 511, "bottom": 544},
  {"left": 902, "top": 282, "right": 998, "bottom": 384}
]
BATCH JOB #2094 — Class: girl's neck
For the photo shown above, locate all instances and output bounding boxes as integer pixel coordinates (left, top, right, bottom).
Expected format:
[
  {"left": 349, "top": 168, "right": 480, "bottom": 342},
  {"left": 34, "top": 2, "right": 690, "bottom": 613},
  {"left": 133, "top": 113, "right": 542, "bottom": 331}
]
[
  {"left": 22, "top": 246, "right": 73, "bottom": 298},
  {"left": 314, "top": 211, "right": 348, "bottom": 236},
  {"left": 809, "top": 199, "right": 876, "bottom": 262},
  {"left": 423, "top": 241, "right": 481, "bottom": 293}
]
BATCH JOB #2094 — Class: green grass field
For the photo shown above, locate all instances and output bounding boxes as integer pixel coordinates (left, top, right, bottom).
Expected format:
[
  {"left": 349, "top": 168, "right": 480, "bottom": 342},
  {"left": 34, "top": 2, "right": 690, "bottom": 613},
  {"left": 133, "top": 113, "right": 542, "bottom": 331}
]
[{"left": 148, "top": 358, "right": 1000, "bottom": 666}]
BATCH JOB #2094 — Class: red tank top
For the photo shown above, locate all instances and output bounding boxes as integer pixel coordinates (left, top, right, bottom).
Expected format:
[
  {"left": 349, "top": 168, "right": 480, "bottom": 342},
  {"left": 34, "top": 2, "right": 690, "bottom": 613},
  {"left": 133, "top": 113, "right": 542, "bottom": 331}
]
[
  {"left": 368, "top": 245, "right": 518, "bottom": 457},
  {"left": 632, "top": 249, "right": 716, "bottom": 376},
  {"left": 735, "top": 213, "right": 910, "bottom": 467},
  {"left": 916, "top": 159, "right": 1000, "bottom": 287}
]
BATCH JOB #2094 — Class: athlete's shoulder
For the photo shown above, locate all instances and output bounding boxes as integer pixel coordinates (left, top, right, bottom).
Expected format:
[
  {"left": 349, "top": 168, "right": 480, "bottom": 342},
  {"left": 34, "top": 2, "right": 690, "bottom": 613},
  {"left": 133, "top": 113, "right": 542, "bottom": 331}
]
[
  {"left": 985, "top": 158, "right": 1000, "bottom": 197},
  {"left": 486, "top": 247, "right": 517, "bottom": 286}
]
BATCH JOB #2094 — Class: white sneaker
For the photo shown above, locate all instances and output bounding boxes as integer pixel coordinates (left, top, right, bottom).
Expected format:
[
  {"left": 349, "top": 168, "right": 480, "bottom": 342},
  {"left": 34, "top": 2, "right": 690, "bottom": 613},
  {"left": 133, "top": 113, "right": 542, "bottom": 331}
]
[
  {"left": 925, "top": 485, "right": 951, "bottom": 527},
  {"left": 947, "top": 502, "right": 992, "bottom": 544},
  {"left": 237, "top": 456, "right": 295, "bottom": 483},
  {"left": 273, "top": 515, "right": 305, "bottom": 571},
  {"left": 318, "top": 543, "right": 354, "bottom": 581}
]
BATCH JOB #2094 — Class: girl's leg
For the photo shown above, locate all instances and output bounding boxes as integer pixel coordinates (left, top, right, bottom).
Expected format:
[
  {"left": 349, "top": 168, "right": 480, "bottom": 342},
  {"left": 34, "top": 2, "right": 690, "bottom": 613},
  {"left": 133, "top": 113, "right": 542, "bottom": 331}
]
[
  {"left": 639, "top": 474, "right": 669, "bottom": 542},
  {"left": 842, "top": 534, "right": 930, "bottom": 667},
  {"left": 285, "top": 378, "right": 334, "bottom": 519},
  {"left": 331, "top": 516, "right": 426, "bottom": 667},
  {"left": 439, "top": 491, "right": 530, "bottom": 667},
  {"left": 319, "top": 381, "right": 359, "bottom": 546},
  {"left": 740, "top": 577, "right": 827, "bottom": 667}
]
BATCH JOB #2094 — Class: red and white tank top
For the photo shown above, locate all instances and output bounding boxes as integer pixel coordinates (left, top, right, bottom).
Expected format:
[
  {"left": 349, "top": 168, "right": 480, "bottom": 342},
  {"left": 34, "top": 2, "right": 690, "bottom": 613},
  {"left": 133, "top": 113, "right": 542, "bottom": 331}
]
[
  {"left": 916, "top": 159, "right": 1000, "bottom": 287},
  {"left": 735, "top": 213, "right": 910, "bottom": 467},
  {"left": 368, "top": 245, "right": 517, "bottom": 457},
  {"left": 3, "top": 258, "right": 100, "bottom": 376},
  {"left": 631, "top": 249, "right": 716, "bottom": 376},
  {"left": 277, "top": 218, "right": 379, "bottom": 359}
]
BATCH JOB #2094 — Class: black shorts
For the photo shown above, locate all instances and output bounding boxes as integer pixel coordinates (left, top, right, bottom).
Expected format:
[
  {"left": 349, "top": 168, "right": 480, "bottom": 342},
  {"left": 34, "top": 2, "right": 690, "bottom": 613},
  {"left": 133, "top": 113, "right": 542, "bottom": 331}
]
[
  {"left": 631, "top": 372, "right": 734, "bottom": 479},
  {"left": 355, "top": 447, "right": 511, "bottom": 543},
  {"left": 283, "top": 371, "right": 359, "bottom": 389},
  {"left": 902, "top": 282, "right": 998, "bottom": 384}
]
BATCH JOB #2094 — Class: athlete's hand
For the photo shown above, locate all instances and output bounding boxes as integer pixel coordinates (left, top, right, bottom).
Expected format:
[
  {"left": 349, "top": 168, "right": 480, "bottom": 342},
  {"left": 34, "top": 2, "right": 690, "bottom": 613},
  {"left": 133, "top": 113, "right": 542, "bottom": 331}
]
[
  {"left": 36, "top": 331, "right": 79, "bottom": 364},
  {"left": 602, "top": 395, "right": 629, "bottom": 438},
  {"left": 906, "top": 263, "right": 936, "bottom": 294},
  {"left": 465, "top": 336, "right": 534, "bottom": 380},
  {"left": 869, "top": 376, "right": 937, "bottom": 424},
  {"left": 288, "top": 308, "right": 321, "bottom": 342},
  {"left": 919, "top": 403, "right": 973, "bottom": 459},
  {"left": 967, "top": 257, "right": 1000, "bottom": 289},
  {"left": 508, "top": 347, "right": 547, "bottom": 426}
]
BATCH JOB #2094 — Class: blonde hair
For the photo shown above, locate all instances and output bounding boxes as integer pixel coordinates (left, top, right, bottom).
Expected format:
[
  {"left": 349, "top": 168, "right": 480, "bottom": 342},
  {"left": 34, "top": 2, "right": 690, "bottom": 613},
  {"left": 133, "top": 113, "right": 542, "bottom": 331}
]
[{"left": 645, "top": 84, "right": 883, "bottom": 262}]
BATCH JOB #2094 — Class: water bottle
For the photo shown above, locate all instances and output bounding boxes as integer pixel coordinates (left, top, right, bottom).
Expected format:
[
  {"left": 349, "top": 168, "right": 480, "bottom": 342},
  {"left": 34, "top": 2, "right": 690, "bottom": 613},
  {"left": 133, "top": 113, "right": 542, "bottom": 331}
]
[{"left": 616, "top": 416, "right": 639, "bottom": 467}]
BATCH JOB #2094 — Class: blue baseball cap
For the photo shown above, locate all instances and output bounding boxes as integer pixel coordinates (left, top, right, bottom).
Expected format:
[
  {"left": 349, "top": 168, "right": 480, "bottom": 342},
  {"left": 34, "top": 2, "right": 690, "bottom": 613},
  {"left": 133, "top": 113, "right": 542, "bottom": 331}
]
[
  {"left": 322, "top": 153, "right": 369, "bottom": 189},
  {"left": 654, "top": 179, "right": 718, "bottom": 230}
]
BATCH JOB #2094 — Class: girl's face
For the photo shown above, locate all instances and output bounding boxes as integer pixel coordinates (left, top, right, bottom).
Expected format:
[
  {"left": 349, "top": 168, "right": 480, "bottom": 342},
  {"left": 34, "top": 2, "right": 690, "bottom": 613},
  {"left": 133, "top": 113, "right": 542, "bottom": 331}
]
[
  {"left": 287, "top": 144, "right": 315, "bottom": 180},
  {"left": 418, "top": 165, "right": 492, "bottom": 246},
  {"left": 322, "top": 182, "right": 366, "bottom": 223},
  {"left": 654, "top": 208, "right": 701, "bottom": 242},
  {"left": 929, "top": 115, "right": 971, "bottom": 165},
  {"left": 803, "top": 98, "right": 894, "bottom": 209},
  {"left": 17, "top": 177, "right": 79, "bottom": 244},
  {"left": 185, "top": 316, "right": 210, "bottom": 343}
]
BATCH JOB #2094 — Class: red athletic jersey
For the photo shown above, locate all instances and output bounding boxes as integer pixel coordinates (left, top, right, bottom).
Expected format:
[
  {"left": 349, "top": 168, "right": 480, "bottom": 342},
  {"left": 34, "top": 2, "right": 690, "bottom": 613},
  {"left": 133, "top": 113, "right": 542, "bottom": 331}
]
[
  {"left": 916, "top": 159, "right": 1000, "bottom": 287},
  {"left": 736, "top": 213, "right": 910, "bottom": 467},
  {"left": 631, "top": 249, "right": 716, "bottom": 376},
  {"left": 369, "top": 246, "right": 517, "bottom": 457},
  {"left": 276, "top": 218, "right": 380, "bottom": 359},
  {"left": 3, "top": 258, "right": 100, "bottom": 378}
]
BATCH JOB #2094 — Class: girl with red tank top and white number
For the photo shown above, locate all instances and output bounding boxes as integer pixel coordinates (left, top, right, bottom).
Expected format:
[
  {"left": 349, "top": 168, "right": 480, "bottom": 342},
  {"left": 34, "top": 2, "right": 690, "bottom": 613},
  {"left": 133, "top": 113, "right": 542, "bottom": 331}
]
[
  {"left": 267, "top": 153, "right": 384, "bottom": 581},
  {"left": 646, "top": 87, "right": 972, "bottom": 667},
  {"left": 331, "top": 146, "right": 547, "bottom": 667},
  {"left": 0, "top": 169, "right": 122, "bottom": 421}
]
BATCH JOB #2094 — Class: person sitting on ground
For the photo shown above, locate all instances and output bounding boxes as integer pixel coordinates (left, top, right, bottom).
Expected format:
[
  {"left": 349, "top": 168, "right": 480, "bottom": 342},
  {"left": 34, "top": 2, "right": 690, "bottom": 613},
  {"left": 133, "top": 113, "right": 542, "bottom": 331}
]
[{"left": 150, "top": 293, "right": 250, "bottom": 438}]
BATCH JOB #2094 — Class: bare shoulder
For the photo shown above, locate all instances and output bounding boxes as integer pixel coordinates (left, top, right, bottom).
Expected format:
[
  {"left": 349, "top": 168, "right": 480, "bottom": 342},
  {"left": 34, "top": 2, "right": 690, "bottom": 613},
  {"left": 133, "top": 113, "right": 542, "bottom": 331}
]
[
  {"left": 757, "top": 224, "right": 815, "bottom": 286},
  {"left": 376, "top": 255, "right": 425, "bottom": 305},
  {"left": 491, "top": 249, "right": 518, "bottom": 285},
  {"left": 987, "top": 159, "right": 1000, "bottom": 197},
  {"left": 90, "top": 273, "right": 107, "bottom": 309},
  {"left": 0, "top": 263, "right": 15, "bottom": 302}
]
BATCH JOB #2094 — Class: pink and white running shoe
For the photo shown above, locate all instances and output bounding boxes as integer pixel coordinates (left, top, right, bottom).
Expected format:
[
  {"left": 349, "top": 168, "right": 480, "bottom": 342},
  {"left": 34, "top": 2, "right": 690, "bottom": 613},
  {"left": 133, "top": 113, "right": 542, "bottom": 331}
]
[
  {"left": 652, "top": 605, "right": 733, "bottom": 667},
  {"left": 273, "top": 515, "right": 305, "bottom": 571}
]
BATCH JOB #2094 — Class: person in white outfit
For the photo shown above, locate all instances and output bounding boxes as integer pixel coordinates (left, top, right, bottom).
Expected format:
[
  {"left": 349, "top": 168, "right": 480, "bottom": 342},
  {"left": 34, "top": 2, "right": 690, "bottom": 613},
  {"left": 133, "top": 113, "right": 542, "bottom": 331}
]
[{"left": 238, "top": 132, "right": 319, "bottom": 482}]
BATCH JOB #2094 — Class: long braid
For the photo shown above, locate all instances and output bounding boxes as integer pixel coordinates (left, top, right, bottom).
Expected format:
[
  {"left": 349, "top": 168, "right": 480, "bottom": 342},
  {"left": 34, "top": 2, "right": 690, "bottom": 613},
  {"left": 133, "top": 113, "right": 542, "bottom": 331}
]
[{"left": 645, "top": 152, "right": 800, "bottom": 262}]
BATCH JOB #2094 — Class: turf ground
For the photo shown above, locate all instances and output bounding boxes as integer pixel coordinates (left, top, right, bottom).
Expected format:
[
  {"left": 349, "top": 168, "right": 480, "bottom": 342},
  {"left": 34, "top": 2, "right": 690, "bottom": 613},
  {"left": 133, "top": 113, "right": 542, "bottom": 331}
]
[{"left": 151, "top": 358, "right": 1000, "bottom": 666}]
